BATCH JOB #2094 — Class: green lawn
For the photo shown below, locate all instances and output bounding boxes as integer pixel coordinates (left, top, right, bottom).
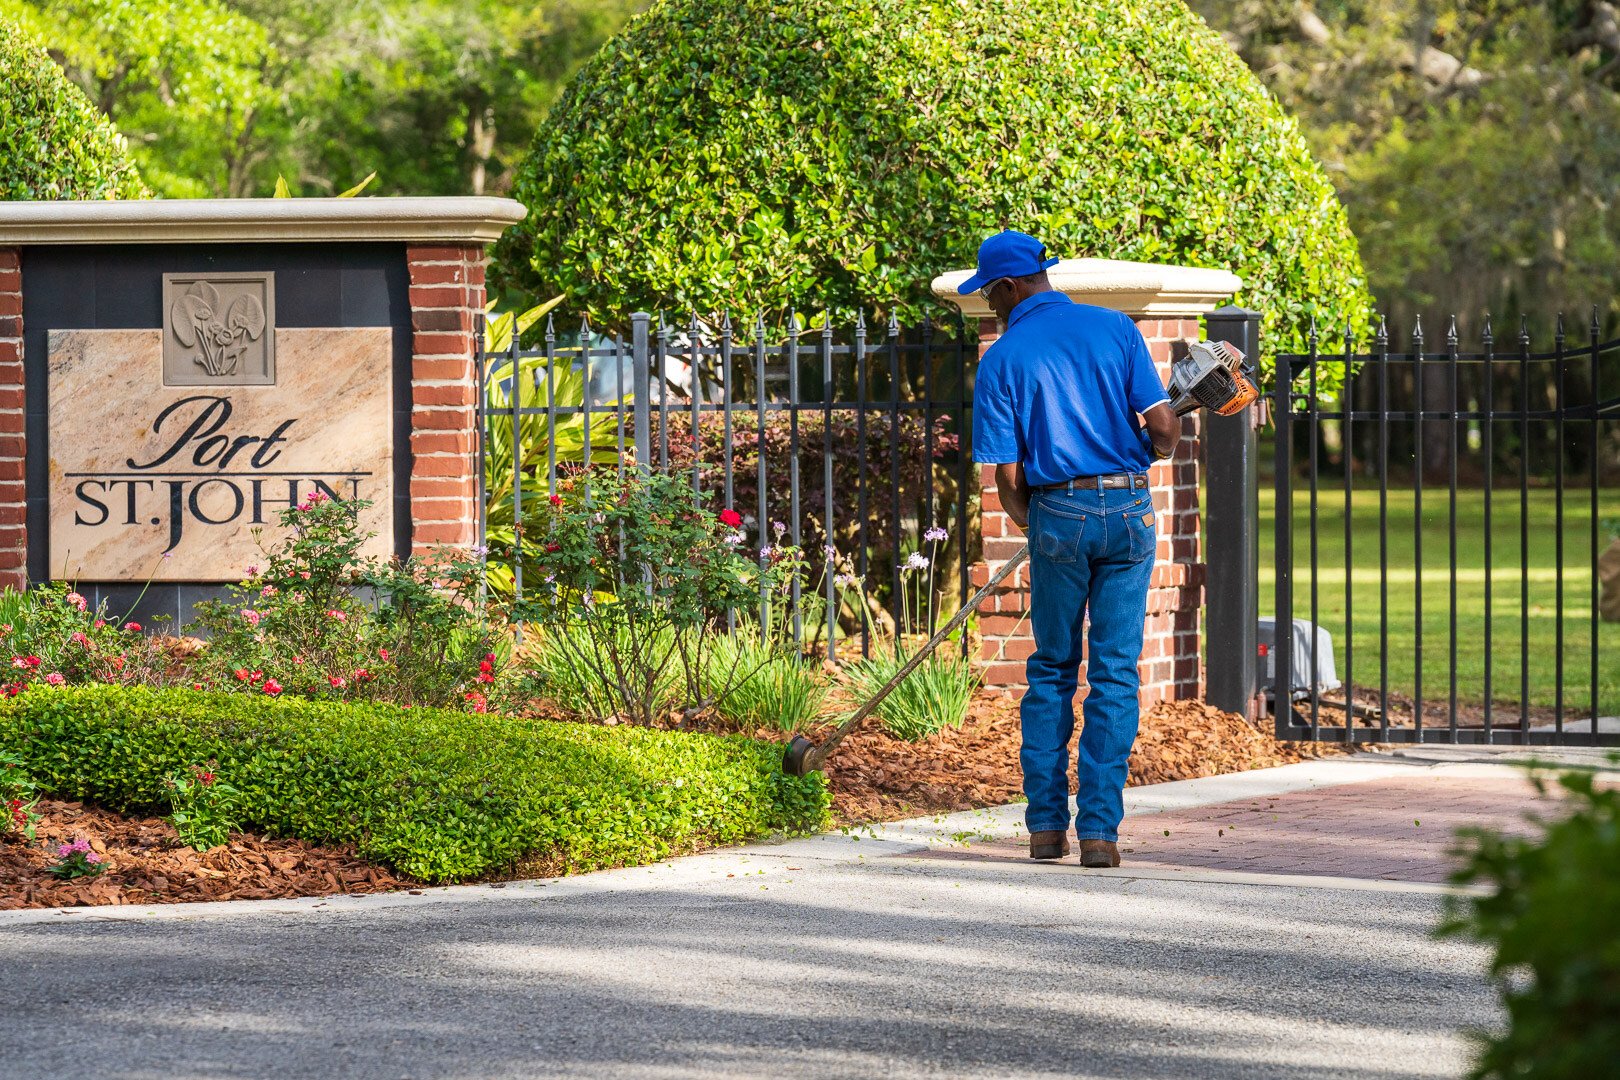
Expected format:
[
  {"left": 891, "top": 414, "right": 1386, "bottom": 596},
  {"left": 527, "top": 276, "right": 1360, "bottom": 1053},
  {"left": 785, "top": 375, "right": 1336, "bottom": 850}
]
[{"left": 1257, "top": 487, "right": 1620, "bottom": 719}]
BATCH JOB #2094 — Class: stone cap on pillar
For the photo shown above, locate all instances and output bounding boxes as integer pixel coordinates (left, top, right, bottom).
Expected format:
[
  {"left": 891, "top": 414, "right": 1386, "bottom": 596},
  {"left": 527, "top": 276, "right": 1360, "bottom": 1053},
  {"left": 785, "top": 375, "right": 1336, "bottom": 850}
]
[
  {"left": 931, "top": 257, "right": 1241, "bottom": 320},
  {"left": 0, "top": 197, "right": 526, "bottom": 245}
]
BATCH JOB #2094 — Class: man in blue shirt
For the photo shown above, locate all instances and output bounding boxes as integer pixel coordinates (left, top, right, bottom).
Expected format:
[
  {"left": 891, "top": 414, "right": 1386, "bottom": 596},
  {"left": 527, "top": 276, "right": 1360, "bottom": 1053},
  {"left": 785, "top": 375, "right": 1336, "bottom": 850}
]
[{"left": 964, "top": 229, "right": 1179, "bottom": 869}]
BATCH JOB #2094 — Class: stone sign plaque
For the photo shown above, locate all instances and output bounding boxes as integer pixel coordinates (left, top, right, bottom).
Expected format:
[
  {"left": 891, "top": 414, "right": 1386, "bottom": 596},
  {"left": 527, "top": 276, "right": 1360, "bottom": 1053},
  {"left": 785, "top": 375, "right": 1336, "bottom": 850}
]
[
  {"left": 161, "top": 272, "right": 276, "bottom": 386},
  {"left": 48, "top": 326, "right": 394, "bottom": 582}
]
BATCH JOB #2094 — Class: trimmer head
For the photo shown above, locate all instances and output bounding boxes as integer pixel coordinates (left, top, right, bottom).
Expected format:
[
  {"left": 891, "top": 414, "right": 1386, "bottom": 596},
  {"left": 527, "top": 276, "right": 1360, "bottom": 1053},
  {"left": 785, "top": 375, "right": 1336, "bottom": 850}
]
[{"left": 782, "top": 735, "right": 819, "bottom": 777}]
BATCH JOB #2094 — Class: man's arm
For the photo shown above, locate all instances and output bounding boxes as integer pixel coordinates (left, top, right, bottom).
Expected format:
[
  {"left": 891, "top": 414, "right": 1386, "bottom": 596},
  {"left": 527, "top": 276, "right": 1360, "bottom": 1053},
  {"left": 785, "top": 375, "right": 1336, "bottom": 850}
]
[
  {"left": 1142, "top": 403, "right": 1179, "bottom": 461},
  {"left": 995, "top": 461, "right": 1031, "bottom": 532}
]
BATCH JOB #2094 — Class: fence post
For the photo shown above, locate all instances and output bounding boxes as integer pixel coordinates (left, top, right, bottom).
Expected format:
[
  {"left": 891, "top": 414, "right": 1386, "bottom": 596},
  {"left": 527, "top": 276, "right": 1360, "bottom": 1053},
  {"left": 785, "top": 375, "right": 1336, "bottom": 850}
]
[
  {"left": 631, "top": 312, "right": 651, "bottom": 472},
  {"left": 1202, "top": 306, "right": 1262, "bottom": 721}
]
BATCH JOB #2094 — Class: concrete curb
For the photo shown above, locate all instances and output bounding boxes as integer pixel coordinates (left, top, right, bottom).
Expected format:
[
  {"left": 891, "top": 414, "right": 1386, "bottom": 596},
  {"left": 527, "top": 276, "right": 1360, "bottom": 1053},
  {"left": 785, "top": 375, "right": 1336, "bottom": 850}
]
[{"left": 0, "top": 753, "right": 1528, "bottom": 928}]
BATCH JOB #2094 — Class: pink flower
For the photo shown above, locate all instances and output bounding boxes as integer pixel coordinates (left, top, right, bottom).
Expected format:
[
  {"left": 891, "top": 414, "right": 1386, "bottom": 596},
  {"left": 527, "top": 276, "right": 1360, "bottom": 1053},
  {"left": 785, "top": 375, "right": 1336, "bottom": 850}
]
[
  {"left": 43, "top": 673, "right": 64, "bottom": 686},
  {"left": 65, "top": 592, "right": 88, "bottom": 612},
  {"left": 325, "top": 609, "right": 346, "bottom": 622},
  {"left": 240, "top": 609, "right": 261, "bottom": 627},
  {"left": 245, "top": 565, "right": 259, "bottom": 576},
  {"left": 92, "top": 620, "right": 105, "bottom": 629},
  {"left": 70, "top": 631, "right": 92, "bottom": 648},
  {"left": 328, "top": 675, "right": 346, "bottom": 688},
  {"left": 353, "top": 668, "right": 371, "bottom": 681},
  {"left": 299, "top": 571, "right": 311, "bottom": 580},
  {"left": 122, "top": 621, "right": 141, "bottom": 633},
  {"left": 378, "top": 648, "right": 391, "bottom": 662},
  {"left": 260, "top": 585, "right": 278, "bottom": 598},
  {"left": 85, "top": 851, "right": 104, "bottom": 864},
  {"left": 262, "top": 678, "right": 282, "bottom": 696}
]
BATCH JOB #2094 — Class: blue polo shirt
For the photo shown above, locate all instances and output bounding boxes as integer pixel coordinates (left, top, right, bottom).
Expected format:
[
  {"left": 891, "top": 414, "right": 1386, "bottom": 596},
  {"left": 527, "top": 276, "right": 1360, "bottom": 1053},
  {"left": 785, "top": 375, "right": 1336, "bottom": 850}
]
[{"left": 972, "top": 292, "right": 1169, "bottom": 487}]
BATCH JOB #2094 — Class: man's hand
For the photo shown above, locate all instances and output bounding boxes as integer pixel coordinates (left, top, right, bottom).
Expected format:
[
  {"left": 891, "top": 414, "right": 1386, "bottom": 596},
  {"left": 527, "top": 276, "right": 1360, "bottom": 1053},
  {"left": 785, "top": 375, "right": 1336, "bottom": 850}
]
[
  {"left": 1143, "top": 403, "right": 1179, "bottom": 460},
  {"left": 995, "top": 462, "right": 1031, "bottom": 532}
]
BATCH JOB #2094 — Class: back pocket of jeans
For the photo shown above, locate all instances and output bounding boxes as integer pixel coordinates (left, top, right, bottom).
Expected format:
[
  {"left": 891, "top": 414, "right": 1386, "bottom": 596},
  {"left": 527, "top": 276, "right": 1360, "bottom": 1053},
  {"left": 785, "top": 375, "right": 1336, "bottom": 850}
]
[{"left": 1032, "top": 501, "right": 1083, "bottom": 563}]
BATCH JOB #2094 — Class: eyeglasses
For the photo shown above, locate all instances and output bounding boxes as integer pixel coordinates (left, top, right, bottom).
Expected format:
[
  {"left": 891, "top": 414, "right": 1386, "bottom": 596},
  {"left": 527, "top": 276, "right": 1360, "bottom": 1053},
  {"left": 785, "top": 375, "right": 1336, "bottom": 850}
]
[{"left": 978, "top": 278, "right": 1009, "bottom": 303}]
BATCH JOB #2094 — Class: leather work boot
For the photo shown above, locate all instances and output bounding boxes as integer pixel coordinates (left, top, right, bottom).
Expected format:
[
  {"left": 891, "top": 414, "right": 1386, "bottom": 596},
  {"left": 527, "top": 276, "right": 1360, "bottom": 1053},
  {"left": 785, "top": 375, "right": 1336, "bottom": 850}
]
[
  {"left": 1029, "top": 830, "right": 1071, "bottom": 860},
  {"left": 1079, "top": 840, "right": 1121, "bottom": 868}
]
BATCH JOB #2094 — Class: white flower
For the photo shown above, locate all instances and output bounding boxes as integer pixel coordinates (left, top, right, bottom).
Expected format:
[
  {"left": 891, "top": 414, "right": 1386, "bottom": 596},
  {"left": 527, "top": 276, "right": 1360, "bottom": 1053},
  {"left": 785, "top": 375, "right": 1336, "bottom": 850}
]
[
  {"left": 759, "top": 546, "right": 773, "bottom": 560},
  {"left": 723, "top": 532, "right": 746, "bottom": 547},
  {"left": 903, "top": 552, "right": 930, "bottom": 572},
  {"left": 924, "top": 526, "right": 948, "bottom": 543},
  {"left": 834, "top": 573, "right": 861, "bottom": 589},
  {"left": 772, "top": 521, "right": 787, "bottom": 537}
]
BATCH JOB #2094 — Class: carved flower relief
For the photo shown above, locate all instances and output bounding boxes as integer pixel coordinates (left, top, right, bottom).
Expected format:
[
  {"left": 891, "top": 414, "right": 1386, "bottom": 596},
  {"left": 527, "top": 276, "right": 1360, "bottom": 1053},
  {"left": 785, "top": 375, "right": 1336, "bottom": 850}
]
[{"left": 170, "top": 281, "right": 266, "bottom": 377}]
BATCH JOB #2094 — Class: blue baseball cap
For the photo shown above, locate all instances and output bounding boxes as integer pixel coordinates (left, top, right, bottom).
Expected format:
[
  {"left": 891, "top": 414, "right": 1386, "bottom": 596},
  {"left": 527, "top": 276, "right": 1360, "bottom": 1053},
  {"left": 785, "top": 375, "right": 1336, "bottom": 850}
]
[{"left": 956, "top": 230, "right": 1060, "bottom": 295}]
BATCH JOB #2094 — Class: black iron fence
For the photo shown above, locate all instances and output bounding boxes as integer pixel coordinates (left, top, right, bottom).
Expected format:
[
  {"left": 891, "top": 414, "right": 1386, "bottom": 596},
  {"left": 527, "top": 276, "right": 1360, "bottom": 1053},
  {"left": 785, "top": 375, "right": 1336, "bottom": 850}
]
[
  {"left": 476, "top": 311, "right": 979, "bottom": 660},
  {"left": 1273, "top": 313, "right": 1620, "bottom": 746}
]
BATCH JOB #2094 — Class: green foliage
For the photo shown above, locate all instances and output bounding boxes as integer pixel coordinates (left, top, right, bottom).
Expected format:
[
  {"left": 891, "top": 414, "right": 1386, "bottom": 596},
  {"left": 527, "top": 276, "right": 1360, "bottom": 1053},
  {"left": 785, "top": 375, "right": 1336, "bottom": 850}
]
[
  {"left": 0, "top": 17, "right": 146, "bottom": 199},
  {"left": 0, "top": 583, "right": 174, "bottom": 689},
  {"left": 845, "top": 652, "right": 978, "bottom": 741},
  {"left": 163, "top": 762, "right": 240, "bottom": 850},
  {"left": 513, "top": 469, "right": 806, "bottom": 725},
  {"left": 1, "top": 748, "right": 41, "bottom": 840},
  {"left": 0, "top": 684, "right": 829, "bottom": 881},
  {"left": 191, "top": 492, "right": 500, "bottom": 710},
  {"left": 5, "top": 0, "right": 643, "bottom": 197},
  {"left": 702, "top": 631, "right": 829, "bottom": 732},
  {"left": 1441, "top": 762, "right": 1620, "bottom": 1079},
  {"left": 495, "top": 0, "right": 1370, "bottom": 370}
]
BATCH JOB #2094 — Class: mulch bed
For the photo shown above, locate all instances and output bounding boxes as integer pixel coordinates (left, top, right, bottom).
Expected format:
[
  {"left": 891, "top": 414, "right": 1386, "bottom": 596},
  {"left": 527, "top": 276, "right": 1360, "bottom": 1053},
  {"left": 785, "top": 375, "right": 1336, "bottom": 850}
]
[
  {"left": 3, "top": 694, "right": 1339, "bottom": 909},
  {"left": 0, "top": 799, "right": 414, "bottom": 911},
  {"left": 699, "top": 692, "right": 1346, "bottom": 825}
]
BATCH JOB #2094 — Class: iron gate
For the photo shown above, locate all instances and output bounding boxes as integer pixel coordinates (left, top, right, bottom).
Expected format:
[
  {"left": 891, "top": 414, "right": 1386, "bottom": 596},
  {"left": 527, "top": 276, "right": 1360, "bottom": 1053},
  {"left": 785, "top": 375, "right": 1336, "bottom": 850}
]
[{"left": 1272, "top": 313, "right": 1619, "bottom": 745}]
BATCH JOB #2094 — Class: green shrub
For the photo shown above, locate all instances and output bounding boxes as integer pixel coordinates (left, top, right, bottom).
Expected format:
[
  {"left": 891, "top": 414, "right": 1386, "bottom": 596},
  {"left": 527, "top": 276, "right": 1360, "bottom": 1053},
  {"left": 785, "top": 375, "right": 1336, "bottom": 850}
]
[
  {"left": 494, "top": 0, "right": 1371, "bottom": 371},
  {"left": 513, "top": 468, "right": 806, "bottom": 726},
  {"left": 0, "top": 20, "right": 147, "bottom": 199},
  {"left": 1440, "top": 763, "right": 1620, "bottom": 1079},
  {"left": 190, "top": 493, "right": 500, "bottom": 711},
  {"left": 0, "top": 684, "right": 828, "bottom": 882}
]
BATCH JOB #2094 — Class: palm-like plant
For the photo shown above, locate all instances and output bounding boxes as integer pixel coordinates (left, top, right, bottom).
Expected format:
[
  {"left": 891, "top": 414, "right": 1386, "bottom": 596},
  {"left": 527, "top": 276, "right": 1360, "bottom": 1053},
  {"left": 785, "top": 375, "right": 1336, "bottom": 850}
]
[{"left": 482, "top": 298, "right": 623, "bottom": 597}]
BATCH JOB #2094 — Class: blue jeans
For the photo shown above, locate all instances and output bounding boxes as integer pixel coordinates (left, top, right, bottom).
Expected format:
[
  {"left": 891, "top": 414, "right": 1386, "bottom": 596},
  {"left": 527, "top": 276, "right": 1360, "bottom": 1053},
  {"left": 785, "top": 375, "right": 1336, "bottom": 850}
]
[{"left": 1021, "top": 486, "right": 1156, "bottom": 841}]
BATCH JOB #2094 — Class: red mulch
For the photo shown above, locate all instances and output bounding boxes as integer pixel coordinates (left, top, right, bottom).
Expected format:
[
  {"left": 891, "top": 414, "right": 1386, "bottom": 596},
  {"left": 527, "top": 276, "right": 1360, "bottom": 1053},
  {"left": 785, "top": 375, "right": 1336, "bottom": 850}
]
[
  {"left": 779, "top": 694, "right": 1345, "bottom": 825},
  {"left": 0, "top": 799, "right": 414, "bottom": 910}
]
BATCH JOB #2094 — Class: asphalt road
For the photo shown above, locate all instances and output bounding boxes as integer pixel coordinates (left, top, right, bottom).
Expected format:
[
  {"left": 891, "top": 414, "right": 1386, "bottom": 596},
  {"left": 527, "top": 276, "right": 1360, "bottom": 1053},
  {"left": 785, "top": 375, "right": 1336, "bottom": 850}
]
[{"left": 0, "top": 762, "right": 1501, "bottom": 1079}]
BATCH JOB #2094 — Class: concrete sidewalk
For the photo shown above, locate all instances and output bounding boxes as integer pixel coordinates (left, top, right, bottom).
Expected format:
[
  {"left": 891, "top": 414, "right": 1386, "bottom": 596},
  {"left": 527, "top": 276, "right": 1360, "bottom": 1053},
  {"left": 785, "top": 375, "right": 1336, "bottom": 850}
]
[{"left": 0, "top": 753, "right": 1542, "bottom": 1079}]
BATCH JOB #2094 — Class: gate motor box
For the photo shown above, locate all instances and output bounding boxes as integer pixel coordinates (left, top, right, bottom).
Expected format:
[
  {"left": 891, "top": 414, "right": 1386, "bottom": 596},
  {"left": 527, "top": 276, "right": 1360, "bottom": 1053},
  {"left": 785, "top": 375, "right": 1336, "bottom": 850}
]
[{"left": 1257, "top": 618, "right": 1340, "bottom": 704}]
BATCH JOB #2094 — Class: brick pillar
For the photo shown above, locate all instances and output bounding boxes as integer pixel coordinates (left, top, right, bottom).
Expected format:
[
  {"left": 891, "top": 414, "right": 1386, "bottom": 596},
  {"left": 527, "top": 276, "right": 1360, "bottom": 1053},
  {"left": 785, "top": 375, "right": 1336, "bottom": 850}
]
[
  {"left": 0, "top": 249, "right": 23, "bottom": 590},
  {"left": 406, "top": 244, "right": 485, "bottom": 557},
  {"left": 972, "top": 315, "right": 1206, "bottom": 706}
]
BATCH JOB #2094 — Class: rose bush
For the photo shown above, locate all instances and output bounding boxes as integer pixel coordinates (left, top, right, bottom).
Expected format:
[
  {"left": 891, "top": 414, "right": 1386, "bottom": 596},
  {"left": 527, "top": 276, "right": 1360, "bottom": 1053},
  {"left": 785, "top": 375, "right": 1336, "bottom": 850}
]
[
  {"left": 191, "top": 493, "right": 502, "bottom": 711},
  {"left": 513, "top": 467, "right": 809, "bottom": 725}
]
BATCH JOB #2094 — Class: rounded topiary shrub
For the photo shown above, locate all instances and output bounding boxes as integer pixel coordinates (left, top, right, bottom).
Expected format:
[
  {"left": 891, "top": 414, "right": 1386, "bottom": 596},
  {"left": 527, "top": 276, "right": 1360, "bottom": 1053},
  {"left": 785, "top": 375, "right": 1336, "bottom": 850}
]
[
  {"left": 0, "top": 20, "right": 147, "bottom": 200},
  {"left": 495, "top": 0, "right": 1370, "bottom": 364}
]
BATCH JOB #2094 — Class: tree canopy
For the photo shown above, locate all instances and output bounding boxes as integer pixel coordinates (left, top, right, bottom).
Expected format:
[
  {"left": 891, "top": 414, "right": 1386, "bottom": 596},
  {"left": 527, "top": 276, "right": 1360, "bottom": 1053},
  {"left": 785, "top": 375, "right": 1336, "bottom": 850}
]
[
  {"left": 0, "top": 0, "right": 641, "bottom": 198},
  {"left": 1191, "top": 0, "right": 1620, "bottom": 325},
  {"left": 0, "top": 17, "right": 146, "bottom": 199},
  {"left": 492, "top": 0, "right": 1371, "bottom": 359}
]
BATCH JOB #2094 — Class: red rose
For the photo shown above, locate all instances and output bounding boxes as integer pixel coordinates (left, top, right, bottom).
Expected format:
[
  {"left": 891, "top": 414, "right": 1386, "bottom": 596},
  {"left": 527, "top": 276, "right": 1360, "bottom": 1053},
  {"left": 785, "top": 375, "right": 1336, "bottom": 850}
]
[
  {"left": 549, "top": 494, "right": 562, "bottom": 507},
  {"left": 719, "top": 508, "right": 743, "bottom": 528}
]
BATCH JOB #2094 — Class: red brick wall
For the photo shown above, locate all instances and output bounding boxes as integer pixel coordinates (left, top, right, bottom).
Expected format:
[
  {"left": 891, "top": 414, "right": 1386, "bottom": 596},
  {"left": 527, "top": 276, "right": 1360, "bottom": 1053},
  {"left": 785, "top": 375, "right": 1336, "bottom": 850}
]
[
  {"left": 973, "top": 314, "right": 1204, "bottom": 706},
  {"left": 0, "top": 249, "right": 23, "bottom": 590},
  {"left": 406, "top": 244, "right": 485, "bottom": 557}
]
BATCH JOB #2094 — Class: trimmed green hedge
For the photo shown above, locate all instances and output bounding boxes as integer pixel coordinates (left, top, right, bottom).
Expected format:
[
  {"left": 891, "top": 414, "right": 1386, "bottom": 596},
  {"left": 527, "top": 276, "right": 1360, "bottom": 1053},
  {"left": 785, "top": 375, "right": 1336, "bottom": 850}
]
[
  {"left": 0, "top": 686, "right": 828, "bottom": 882},
  {"left": 494, "top": 0, "right": 1371, "bottom": 368},
  {"left": 0, "top": 20, "right": 147, "bottom": 200}
]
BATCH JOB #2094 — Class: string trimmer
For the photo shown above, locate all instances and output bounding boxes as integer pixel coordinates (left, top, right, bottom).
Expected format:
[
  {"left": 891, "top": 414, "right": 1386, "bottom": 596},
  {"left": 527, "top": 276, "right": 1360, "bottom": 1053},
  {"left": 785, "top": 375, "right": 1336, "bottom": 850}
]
[
  {"left": 780, "top": 336, "right": 1257, "bottom": 778},
  {"left": 781, "top": 546, "right": 1029, "bottom": 777}
]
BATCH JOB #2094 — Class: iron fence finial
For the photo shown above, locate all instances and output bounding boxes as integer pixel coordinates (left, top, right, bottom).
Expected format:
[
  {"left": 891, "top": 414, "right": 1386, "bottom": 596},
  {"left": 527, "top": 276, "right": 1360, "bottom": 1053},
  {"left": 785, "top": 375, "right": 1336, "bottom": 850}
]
[
  {"left": 1591, "top": 305, "right": 1602, "bottom": 339},
  {"left": 1446, "top": 315, "right": 1458, "bottom": 346},
  {"left": 1376, "top": 313, "right": 1388, "bottom": 344},
  {"left": 1520, "top": 314, "right": 1530, "bottom": 346},
  {"left": 544, "top": 312, "right": 555, "bottom": 340},
  {"left": 1482, "top": 313, "right": 1493, "bottom": 346}
]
